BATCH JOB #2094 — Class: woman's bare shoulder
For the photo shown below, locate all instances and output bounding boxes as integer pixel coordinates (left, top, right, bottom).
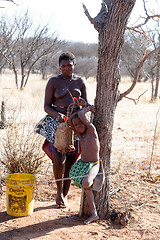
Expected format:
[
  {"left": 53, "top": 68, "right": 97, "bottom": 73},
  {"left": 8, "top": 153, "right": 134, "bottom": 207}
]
[
  {"left": 74, "top": 75, "right": 87, "bottom": 85},
  {"left": 47, "top": 75, "right": 60, "bottom": 86}
]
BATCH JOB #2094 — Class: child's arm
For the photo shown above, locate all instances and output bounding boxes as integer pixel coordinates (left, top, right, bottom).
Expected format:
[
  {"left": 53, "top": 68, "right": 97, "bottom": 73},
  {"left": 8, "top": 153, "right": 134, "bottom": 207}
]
[
  {"left": 74, "top": 97, "right": 90, "bottom": 108},
  {"left": 78, "top": 105, "right": 95, "bottom": 130}
]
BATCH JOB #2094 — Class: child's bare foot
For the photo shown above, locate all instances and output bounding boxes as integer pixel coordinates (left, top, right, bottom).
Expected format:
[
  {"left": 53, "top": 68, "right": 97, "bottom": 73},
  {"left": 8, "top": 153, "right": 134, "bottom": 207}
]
[
  {"left": 56, "top": 193, "right": 67, "bottom": 208},
  {"left": 84, "top": 214, "right": 99, "bottom": 224}
]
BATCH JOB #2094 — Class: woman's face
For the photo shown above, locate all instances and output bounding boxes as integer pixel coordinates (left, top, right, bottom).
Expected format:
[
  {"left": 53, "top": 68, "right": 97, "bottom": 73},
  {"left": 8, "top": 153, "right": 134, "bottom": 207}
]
[{"left": 60, "top": 59, "right": 75, "bottom": 77}]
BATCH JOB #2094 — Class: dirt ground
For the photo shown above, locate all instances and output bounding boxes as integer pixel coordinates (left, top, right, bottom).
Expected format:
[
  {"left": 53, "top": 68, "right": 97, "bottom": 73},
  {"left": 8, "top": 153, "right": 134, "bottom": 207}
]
[
  {"left": 0, "top": 169, "right": 160, "bottom": 240},
  {"left": 0, "top": 75, "right": 160, "bottom": 239}
]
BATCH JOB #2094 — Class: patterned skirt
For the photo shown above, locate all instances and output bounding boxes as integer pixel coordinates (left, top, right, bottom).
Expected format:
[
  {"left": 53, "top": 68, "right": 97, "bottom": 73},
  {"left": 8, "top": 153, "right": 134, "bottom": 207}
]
[{"left": 34, "top": 115, "right": 59, "bottom": 143}]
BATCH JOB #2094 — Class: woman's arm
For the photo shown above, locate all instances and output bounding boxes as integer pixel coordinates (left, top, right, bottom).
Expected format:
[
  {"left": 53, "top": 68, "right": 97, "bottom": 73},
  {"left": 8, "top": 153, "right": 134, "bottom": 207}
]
[{"left": 80, "top": 78, "right": 89, "bottom": 103}]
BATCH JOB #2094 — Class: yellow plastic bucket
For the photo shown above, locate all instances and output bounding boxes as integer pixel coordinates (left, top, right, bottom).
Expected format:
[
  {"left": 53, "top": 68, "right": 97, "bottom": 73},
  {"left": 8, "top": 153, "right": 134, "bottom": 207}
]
[{"left": 6, "top": 173, "right": 36, "bottom": 217}]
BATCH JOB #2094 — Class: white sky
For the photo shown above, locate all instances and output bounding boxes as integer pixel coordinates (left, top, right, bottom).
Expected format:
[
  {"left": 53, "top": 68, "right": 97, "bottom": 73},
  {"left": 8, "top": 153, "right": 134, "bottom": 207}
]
[{"left": 0, "top": 0, "right": 159, "bottom": 43}]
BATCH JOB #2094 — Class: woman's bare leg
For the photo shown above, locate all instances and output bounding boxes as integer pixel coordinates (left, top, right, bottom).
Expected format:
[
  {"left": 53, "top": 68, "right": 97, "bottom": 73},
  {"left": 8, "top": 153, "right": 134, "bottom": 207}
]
[
  {"left": 63, "top": 141, "right": 80, "bottom": 202},
  {"left": 63, "top": 152, "right": 76, "bottom": 201},
  {"left": 52, "top": 147, "right": 66, "bottom": 207}
]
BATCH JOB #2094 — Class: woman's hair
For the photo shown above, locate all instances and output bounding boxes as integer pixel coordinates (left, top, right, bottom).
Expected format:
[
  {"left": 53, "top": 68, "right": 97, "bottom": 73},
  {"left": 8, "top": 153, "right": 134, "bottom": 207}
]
[{"left": 59, "top": 52, "right": 76, "bottom": 66}]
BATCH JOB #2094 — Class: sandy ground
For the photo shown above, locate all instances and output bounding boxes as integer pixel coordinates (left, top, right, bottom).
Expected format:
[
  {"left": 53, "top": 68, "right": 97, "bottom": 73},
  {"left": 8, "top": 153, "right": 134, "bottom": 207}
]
[{"left": 0, "top": 73, "right": 160, "bottom": 239}]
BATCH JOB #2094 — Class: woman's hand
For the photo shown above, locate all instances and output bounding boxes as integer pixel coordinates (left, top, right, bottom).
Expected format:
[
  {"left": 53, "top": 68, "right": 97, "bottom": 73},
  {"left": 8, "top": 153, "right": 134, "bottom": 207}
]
[{"left": 57, "top": 113, "right": 67, "bottom": 123}]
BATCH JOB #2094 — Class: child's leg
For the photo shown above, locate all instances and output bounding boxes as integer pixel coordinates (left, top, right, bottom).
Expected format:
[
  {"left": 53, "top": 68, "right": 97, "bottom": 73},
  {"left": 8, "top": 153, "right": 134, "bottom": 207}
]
[
  {"left": 82, "top": 163, "right": 99, "bottom": 188},
  {"left": 83, "top": 187, "right": 99, "bottom": 224},
  {"left": 82, "top": 163, "right": 100, "bottom": 224}
]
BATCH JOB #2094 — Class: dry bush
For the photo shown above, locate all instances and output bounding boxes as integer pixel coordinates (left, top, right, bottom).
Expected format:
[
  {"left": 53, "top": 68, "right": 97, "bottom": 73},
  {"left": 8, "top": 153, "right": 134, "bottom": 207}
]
[{"left": 0, "top": 123, "right": 45, "bottom": 174}]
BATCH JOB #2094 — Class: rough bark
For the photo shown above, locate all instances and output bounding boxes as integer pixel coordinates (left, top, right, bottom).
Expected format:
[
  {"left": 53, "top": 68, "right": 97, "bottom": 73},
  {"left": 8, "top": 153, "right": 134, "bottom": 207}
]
[
  {"left": 0, "top": 101, "right": 7, "bottom": 129},
  {"left": 154, "top": 34, "right": 160, "bottom": 100},
  {"left": 81, "top": 0, "right": 136, "bottom": 218}
]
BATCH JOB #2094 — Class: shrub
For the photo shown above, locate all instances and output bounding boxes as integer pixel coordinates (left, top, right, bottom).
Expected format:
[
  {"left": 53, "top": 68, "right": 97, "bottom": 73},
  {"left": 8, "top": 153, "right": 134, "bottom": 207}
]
[{"left": 1, "top": 123, "right": 45, "bottom": 174}]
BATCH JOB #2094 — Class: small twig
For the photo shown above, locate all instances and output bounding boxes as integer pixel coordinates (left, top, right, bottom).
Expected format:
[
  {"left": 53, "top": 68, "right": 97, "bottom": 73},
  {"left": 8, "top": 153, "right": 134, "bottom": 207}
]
[
  {"left": 110, "top": 187, "right": 121, "bottom": 196},
  {"left": 124, "top": 90, "right": 148, "bottom": 104},
  {"left": 0, "top": 49, "right": 13, "bottom": 66},
  {"left": 3, "top": 0, "right": 18, "bottom": 6},
  {"left": 143, "top": 0, "right": 149, "bottom": 18},
  {"left": 148, "top": 107, "right": 160, "bottom": 177},
  {"left": 67, "top": 89, "right": 76, "bottom": 117},
  {"left": 67, "top": 89, "right": 75, "bottom": 104}
]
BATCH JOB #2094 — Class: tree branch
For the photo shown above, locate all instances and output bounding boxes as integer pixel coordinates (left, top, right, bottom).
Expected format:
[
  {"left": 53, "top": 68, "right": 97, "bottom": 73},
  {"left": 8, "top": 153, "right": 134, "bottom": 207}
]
[
  {"left": 128, "top": 0, "right": 160, "bottom": 30},
  {"left": 82, "top": 4, "right": 94, "bottom": 25},
  {"left": 143, "top": 0, "right": 149, "bottom": 18},
  {"left": 82, "top": 1, "right": 108, "bottom": 32},
  {"left": 2, "top": 0, "right": 18, "bottom": 6},
  {"left": 130, "top": 14, "right": 160, "bottom": 29},
  {"left": 124, "top": 90, "right": 148, "bottom": 104},
  {"left": 119, "top": 45, "right": 160, "bottom": 101}
]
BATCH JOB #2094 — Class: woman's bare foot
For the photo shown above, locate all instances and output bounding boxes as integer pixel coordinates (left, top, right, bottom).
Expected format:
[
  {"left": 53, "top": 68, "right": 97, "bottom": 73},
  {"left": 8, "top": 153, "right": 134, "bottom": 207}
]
[
  {"left": 56, "top": 193, "right": 67, "bottom": 208},
  {"left": 84, "top": 214, "right": 99, "bottom": 224}
]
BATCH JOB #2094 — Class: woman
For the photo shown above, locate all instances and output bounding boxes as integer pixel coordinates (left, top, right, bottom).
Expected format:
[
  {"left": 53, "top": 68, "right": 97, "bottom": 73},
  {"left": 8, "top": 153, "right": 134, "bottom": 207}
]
[{"left": 44, "top": 52, "right": 88, "bottom": 208}]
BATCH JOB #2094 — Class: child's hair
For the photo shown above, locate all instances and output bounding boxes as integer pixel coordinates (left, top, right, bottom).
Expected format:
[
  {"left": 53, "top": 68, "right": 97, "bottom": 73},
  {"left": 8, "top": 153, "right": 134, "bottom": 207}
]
[{"left": 59, "top": 52, "right": 76, "bottom": 66}]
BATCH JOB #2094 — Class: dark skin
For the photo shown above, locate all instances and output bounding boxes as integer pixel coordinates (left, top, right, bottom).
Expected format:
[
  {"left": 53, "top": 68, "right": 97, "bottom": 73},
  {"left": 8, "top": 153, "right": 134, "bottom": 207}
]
[
  {"left": 69, "top": 106, "right": 100, "bottom": 163},
  {"left": 68, "top": 106, "right": 100, "bottom": 224},
  {"left": 44, "top": 59, "right": 88, "bottom": 207}
]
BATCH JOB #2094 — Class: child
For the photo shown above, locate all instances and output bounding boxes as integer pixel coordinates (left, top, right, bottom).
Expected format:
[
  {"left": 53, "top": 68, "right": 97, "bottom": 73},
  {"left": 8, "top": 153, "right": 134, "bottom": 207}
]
[{"left": 68, "top": 105, "right": 101, "bottom": 224}]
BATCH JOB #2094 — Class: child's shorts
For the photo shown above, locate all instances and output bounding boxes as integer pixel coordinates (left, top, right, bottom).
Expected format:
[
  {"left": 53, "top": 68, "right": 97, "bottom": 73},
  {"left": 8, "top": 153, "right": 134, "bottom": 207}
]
[{"left": 69, "top": 158, "right": 97, "bottom": 188}]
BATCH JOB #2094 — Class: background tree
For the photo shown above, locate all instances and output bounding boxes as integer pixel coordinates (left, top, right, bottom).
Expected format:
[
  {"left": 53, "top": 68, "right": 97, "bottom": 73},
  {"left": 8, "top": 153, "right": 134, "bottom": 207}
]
[
  {"left": 120, "top": 32, "right": 148, "bottom": 81},
  {"left": 127, "top": 0, "right": 160, "bottom": 101},
  {"left": 64, "top": 41, "right": 98, "bottom": 58},
  {"left": 0, "top": 11, "right": 62, "bottom": 89},
  {"left": 75, "top": 56, "right": 97, "bottom": 80},
  {"left": 150, "top": 22, "right": 160, "bottom": 101}
]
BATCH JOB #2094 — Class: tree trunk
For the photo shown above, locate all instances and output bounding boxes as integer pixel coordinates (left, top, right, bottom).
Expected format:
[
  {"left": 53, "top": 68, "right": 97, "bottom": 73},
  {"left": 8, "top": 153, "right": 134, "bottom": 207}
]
[
  {"left": 13, "top": 66, "right": 18, "bottom": 89},
  {"left": 154, "top": 35, "right": 160, "bottom": 100},
  {"left": 151, "top": 72, "right": 155, "bottom": 102},
  {"left": 0, "top": 101, "right": 6, "bottom": 129},
  {"left": 81, "top": 0, "right": 136, "bottom": 218}
]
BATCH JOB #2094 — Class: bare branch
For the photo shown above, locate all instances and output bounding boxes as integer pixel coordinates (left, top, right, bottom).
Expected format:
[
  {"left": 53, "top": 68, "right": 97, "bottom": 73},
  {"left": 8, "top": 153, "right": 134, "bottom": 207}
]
[
  {"left": 119, "top": 45, "right": 160, "bottom": 101},
  {"left": 0, "top": 49, "right": 13, "bottom": 66},
  {"left": 130, "top": 14, "right": 160, "bottom": 29},
  {"left": 128, "top": 0, "right": 160, "bottom": 29},
  {"left": 1, "top": 0, "right": 18, "bottom": 6},
  {"left": 82, "top": 4, "right": 94, "bottom": 25},
  {"left": 127, "top": 27, "right": 154, "bottom": 43},
  {"left": 82, "top": 2, "right": 108, "bottom": 32},
  {"left": 124, "top": 90, "right": 148, "bottom": 104},
  {"left": 143, "top": 0, "right": 149, "bottom": 18}
]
